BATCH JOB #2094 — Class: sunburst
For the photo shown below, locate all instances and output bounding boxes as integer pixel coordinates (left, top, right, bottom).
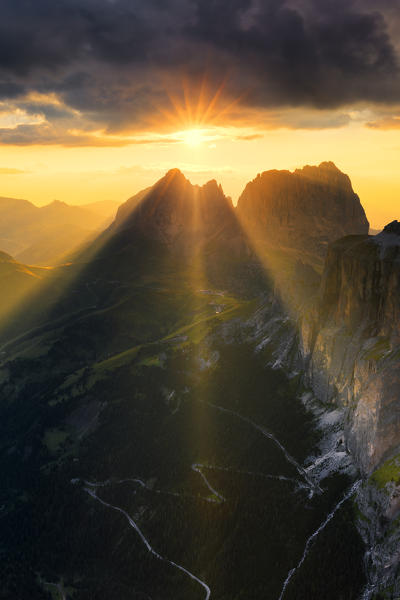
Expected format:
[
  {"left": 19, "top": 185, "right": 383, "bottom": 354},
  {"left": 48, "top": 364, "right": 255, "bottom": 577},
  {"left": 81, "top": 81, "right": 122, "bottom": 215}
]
[{"left": 154, "top": 76, "right": 244, "bottom": 145}]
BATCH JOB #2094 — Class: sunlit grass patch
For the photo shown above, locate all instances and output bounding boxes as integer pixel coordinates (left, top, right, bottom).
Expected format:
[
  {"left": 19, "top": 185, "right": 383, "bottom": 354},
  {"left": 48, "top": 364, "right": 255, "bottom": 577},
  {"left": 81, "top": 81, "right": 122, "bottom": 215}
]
[
  {"left": 139, "top": 355, "right": 162, "bottom": 368},
  {"left": 370, "top": 453, "right": 400, "bottom": 489}
]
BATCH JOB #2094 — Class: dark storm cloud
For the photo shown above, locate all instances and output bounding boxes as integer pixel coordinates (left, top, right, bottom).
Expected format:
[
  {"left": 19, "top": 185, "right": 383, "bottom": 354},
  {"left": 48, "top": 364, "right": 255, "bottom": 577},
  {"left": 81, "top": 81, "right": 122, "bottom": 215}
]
[
  {"left": 0, "top": 0, "right": 399, "bottom": 137},
  {"left": 189, "top": 0, "right": 399, "bottom": 107}
]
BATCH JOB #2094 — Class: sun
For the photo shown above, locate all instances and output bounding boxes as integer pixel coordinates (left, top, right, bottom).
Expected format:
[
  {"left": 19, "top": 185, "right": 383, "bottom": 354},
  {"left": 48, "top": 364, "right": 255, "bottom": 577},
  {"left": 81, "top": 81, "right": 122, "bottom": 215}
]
[
  {"left": 180, "top": 128, "right": 208, "bottom": 146},
  {"left": 154, "top": 76, "right": 244, "bottom": 147}
]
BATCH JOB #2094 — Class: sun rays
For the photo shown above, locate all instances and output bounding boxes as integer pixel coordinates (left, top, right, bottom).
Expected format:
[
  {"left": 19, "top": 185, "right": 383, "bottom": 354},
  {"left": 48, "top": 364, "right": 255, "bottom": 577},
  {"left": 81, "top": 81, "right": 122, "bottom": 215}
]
[{"left": 151, "top": 76, "right": 247, "bottom": 147}]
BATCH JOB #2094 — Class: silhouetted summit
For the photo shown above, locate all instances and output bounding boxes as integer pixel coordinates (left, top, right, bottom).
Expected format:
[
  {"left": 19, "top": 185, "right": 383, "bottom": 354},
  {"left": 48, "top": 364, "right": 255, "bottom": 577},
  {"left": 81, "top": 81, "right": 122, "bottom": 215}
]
[
  {"left": 112, "top": 168, "right": 238, "bottom": 247},
  {"left": 236, "top": 161, "right": 369, "bottom": 257}
]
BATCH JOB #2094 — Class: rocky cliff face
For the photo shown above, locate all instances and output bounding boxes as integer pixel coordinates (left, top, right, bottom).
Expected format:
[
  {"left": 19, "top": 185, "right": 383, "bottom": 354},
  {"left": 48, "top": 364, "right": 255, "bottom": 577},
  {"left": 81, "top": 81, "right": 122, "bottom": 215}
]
[
  {"left": 301, "top": 225, "right": 400, "bottom": 473},
  {"left": 298, "top": 222, "right": 400, "bottom": 597},
  {"left": 237, "top": 162, "right": 369, "bottom": 258}
]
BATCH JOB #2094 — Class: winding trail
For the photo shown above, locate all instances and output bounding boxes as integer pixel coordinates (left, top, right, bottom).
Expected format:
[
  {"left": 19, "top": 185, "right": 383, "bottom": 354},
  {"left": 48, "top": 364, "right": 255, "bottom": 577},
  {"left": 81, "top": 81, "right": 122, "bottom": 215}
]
[
  {"left": 278, "top": 479, "right": 362, "bottom": 600},
  {"left": 191, "top": 464, "right": 226, "bottom": 503},
  {"left": 85, "top": 485, "right": 211, "bottom": 600},
  {"left": 75, "top": 462, "right": 298, "bottom": 600},
  {"left": 72, "top": 399, "right": 357, "bottom": 600},
  {"left": 197, "top": 464, "right": 302, "bottom": 488},
  {"left": 76, "top": 473, "right": 225, "bottom": 504},
  {"left": 206, "top": 401, "right": 321, "bottom": 494}
]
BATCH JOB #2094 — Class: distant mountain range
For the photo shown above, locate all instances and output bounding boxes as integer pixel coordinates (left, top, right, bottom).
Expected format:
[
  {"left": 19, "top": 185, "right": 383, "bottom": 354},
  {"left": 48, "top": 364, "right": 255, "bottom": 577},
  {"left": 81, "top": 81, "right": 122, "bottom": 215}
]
[{"left": 0, "top": 196, "right": 119, "bottom": 266}]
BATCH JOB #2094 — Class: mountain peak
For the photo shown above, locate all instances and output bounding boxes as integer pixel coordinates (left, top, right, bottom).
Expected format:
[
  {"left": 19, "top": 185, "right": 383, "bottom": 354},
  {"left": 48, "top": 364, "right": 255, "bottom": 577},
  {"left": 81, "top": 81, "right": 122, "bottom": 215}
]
[
  {"left": 44, "top": 199, "right": 69, "bottom": 208},
  {"left": 110, "top": 170, "right": 237, "bottom": 247},
  {"left": 294, "top": 161, "right": 352, "bottom": 191},
  {"left": 161, "top": 168, "right": 188, "bottom": 185},
  {"left": 165, "top": 167, "right": 184, "bottom": 177},
  {"left": 237, "top": 162, "right": 369, "bottom": 256},
  {"left": 203, "top": 179, "right": 220, "bottom": 191},
  {"left": 382, "top": 220, "right": 400, "bottom": 236},
  {"left": 318, "top": 161, "right": 340, "bottom": 170}
]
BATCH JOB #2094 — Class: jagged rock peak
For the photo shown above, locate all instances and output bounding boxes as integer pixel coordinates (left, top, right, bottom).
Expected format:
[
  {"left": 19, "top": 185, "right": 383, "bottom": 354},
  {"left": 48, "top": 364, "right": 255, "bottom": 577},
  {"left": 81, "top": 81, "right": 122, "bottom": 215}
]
[
  {"left": 203, "top": 178, "right": 222, "bottom": 192},
  {"left": 294, "top": 161, "right": 354, "bottom": 191},
  {"left": 111, "top": 169, "right": 236, "bottom": 245},
  {"left": 148, "top": 169, "right": 224, "bottom": 199},
  {"left": 166, "top": 167, "right": 184, "bottom": 177},
  {"left": 382, "top": 220, "right": 400, "bottom": 236},
  {"left": 159, "top": 168, "right": 188, "bottom": 185},
  {"left": 236, "top": 161, "right": 369, "bottom": 257}
]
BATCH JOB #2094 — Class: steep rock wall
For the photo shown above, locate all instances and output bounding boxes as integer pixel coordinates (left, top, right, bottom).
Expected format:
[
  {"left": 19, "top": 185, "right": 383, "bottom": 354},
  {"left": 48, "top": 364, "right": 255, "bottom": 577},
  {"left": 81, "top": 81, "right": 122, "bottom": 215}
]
[{"left": 301, "top": 226, "right": 400, "bottom": 473}]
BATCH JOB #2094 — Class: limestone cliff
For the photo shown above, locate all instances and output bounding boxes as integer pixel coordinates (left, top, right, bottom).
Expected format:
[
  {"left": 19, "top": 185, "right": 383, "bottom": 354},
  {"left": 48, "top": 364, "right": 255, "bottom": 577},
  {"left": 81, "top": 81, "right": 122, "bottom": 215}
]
[
  {"left": 236, "top": 162, "right": 369, "bottom": 258},
  {"left": 299, "top": 222, "right": 400, "bottom": 597},
  {"left": 301, "top": 224, "right": 400, "bottom": 473}
]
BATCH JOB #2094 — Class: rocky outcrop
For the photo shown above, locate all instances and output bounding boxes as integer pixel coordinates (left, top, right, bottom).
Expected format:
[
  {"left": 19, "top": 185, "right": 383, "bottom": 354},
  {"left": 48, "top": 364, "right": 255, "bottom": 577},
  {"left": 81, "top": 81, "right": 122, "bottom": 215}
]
[
  {"left": 236, "top": 162, "right": 369, "bottom": 258},
  {"left": 301, "top": 229, "right": 400, "bottom": 473}
]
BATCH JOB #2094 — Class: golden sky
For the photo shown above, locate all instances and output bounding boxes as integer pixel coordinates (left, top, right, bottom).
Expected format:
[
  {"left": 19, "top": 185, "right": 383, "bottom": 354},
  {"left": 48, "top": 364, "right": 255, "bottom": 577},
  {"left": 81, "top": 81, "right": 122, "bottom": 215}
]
[{"left": 0, "top": 116, "right": 398, "bottom": 229}]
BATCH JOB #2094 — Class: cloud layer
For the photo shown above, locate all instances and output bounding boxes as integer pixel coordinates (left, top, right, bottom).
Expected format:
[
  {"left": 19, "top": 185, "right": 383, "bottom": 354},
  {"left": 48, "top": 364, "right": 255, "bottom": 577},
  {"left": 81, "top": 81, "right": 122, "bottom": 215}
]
[{"left": 0, "top": 0, "right": 400, "bottom": 144}]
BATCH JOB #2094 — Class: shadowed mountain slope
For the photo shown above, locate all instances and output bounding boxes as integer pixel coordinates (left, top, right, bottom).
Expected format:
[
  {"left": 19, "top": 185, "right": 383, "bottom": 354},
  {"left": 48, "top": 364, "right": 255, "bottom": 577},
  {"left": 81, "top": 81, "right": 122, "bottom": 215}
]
[{"left": 0, "top": 251, "right": 50, "bottom": 322}]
